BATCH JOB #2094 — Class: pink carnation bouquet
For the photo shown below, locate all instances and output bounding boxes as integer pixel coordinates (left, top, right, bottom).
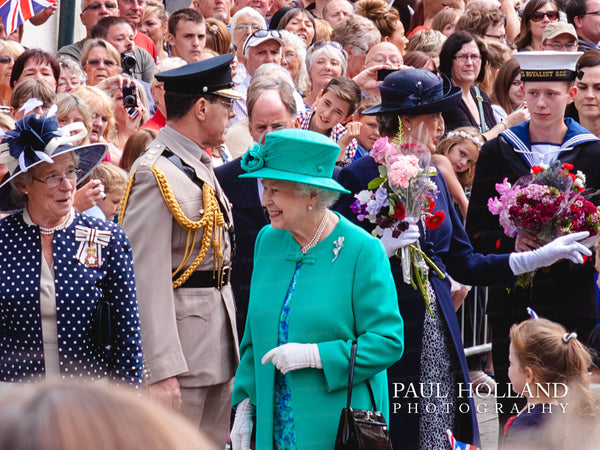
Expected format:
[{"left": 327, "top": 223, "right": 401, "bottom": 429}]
[
  {"left": 351, "top": 122, "right": 445, "bottom": 315},
  {"left": 488, "top": 161, "right": 600, "bottom": 287}
]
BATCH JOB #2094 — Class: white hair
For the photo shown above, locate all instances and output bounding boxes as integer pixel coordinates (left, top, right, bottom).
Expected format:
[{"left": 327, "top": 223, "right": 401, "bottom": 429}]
[
  {"left": 305, "top": 44, "right": 348, "bottom": 78},
  {"left": 230, "top": 6, "right": 267, "bottom": 33},
  {"left": 279, "top": 30, "right": 309, "bottom": 94}
]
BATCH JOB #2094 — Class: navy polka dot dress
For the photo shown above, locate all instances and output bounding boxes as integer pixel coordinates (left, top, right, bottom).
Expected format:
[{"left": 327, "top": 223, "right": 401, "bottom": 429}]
[{"left": 0, "top": 211, "right": 143, "bottom": 387}]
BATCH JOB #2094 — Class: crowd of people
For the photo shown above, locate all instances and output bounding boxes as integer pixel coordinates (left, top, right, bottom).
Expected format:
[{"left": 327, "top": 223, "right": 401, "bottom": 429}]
[{"left": 2, "top": 0, "right": 600, "bottom": 448}]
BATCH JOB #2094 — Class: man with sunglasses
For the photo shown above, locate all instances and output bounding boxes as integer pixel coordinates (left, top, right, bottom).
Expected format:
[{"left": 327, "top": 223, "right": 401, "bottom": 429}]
[
  {"left": 58, "top": 0, "right": 120, "bottom": 62},
  {"left": 231, "top": 29, "right": 284, "bottom": 125},
  {"left": 120, "top": 55, "right": 241, "bottom": 447},
  {"left": 567, "top": 0, "right": 600, "bottom": 52}
]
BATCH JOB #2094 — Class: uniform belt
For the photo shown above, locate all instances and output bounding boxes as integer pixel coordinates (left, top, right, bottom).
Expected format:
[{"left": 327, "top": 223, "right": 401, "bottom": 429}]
[{"left": 177, "top": 266, "right": 231, "bottom": 289}]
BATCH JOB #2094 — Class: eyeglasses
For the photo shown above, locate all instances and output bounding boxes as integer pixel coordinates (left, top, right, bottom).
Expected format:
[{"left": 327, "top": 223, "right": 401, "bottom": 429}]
[
  {"left": 583, "top": 10, "right": 600, "bottom": 16},
  {"left": 349, "top": 43, "right": 368, "bottom": 54},
  {"left": 453, "top": 54, "right": 481, "bottom": 62},
  {"left": 87, "top": 58, "right": 117, "bottom": 68},
  {"left": 219, "top": 98, "right": 235, "bottom": 112},
  {"left": 32, "top": 168, "right": 82, "bottom": 188},
  {"left": 120, "top": 0, "right": 146, "bottom": 6},
  {"left": 235, "top": 24, "right": 262, "bottom": 32},
  {"left": 529, "top": 10, "right": 559, "bottom": 22},
  {"left": 0, "top": 56, "right": 13, "bottom": 64},
  {"left": 82, "top": 1, "right": 117, "bottom": 12},
  {"left": 484, "top": 33, "right": 507, "bottom": 42},
  {"left": 367, "top": 55, "right": 403, "bottom": 66},
  {"left": 543, "top": 42, "right": 578, "bottom": 50}
]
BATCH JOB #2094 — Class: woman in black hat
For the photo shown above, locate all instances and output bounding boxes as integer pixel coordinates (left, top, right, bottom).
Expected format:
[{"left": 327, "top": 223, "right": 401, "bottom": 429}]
[
  {"left": 0, "top": 113, "right": 143, "bottom": 386},
  {"left": 335, "top": 68, "right": 591, "bottom": 449}
]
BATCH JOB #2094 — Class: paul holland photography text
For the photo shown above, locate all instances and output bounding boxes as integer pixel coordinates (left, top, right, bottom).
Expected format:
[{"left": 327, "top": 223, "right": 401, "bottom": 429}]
[{"left": 391, "top": 382, "right": 569, "bottom": 415}]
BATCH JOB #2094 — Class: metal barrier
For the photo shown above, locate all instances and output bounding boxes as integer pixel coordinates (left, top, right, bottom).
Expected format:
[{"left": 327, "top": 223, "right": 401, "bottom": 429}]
[{"left": 458, "top": 286, "right": 492, "bottom": 357}]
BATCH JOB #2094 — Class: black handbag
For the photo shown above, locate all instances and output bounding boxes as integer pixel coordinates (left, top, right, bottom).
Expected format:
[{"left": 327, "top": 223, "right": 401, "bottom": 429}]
[
  {"left": 93, "top": 299, "right": 112, "bottom": 354},
  {"left": 334, "top": 341, "right": 393, "bottom": 450}
]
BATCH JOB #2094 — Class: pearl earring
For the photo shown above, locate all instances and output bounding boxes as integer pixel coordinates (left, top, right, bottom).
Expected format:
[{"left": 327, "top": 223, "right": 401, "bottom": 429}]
[{"left": 308, "top": 205, "right": 313, "bottom": 210}]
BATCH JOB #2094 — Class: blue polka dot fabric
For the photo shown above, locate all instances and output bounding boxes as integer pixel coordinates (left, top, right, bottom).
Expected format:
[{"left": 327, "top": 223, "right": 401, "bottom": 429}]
[{"left": 0, "top": 211, "right": 143, "bottom": 387}]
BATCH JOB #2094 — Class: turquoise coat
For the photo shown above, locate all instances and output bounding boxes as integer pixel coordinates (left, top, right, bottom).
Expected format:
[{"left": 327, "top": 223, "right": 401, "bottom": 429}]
[{"left": 232, "top": 213, "right": 404, "bottom": 449}]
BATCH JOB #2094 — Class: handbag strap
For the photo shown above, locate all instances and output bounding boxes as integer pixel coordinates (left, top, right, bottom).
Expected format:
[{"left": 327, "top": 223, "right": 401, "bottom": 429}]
[
  {"left": 473, "top": 86, "right": 489, "bottom": 133},
  {"left": 346, "top": 341, "right": 378, "bottom": 411}
]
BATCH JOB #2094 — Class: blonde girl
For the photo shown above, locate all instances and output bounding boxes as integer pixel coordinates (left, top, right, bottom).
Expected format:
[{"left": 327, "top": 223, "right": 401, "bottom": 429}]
[
  {"left": 432, "top": 126, "right": 483, "bottom": 218},
  {"left": 506, "top": 318, "right": 599, "bottom": 448}
]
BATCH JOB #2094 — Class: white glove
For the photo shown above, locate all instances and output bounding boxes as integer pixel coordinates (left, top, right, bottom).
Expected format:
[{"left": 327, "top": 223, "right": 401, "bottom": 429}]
[
  {"left": 230, "top": 398, "right": 254, "bottom": 450},
  {"left": 380, "top": 224, "right": 420, "bottom": 258},
  {"left": 509, "top": 231, "right": 592, "bottom": 275},
  {"left": 261, "top": 343, "right": 322, "bottom": 374}
]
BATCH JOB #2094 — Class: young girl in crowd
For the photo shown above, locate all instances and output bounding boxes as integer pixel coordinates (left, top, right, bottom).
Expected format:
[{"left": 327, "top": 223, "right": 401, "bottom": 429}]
[
  {"left": 431, "top": 126, "right": 483, "bottom": 219},
  {"left": 505, "top": 317, "right": 600, "bottom": 449}
]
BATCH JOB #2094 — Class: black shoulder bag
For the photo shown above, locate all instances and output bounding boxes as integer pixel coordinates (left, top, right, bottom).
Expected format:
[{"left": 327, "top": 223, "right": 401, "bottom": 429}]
[{"left": 334, "top": 341, "right": 393, "bottom": 450}]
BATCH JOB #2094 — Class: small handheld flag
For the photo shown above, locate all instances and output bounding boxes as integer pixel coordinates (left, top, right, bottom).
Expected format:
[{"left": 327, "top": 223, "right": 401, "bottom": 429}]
[
  {"left": 447, "top": 430, "right": 481, "bottom": 450},
  {"left": 0, "top": 0, "right": 55, "bottom": 35}
]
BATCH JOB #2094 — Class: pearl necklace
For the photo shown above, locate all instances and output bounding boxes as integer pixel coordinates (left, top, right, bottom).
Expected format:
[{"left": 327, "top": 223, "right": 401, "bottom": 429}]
[
  {"left": 301, "top": 210, "right": 329, "bottom": 254},
  {"left": 39, "top": 208, "right": 74, "bottom": 235}
]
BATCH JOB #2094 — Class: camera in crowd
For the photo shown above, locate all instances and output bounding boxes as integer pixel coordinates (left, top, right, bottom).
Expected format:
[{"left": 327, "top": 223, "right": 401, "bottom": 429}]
[
  {"left": 120, "top": 52, "right": 136, "bottom": 75},
  {"left": 122, "top": 84, "right": 138, "bottom": 118}
]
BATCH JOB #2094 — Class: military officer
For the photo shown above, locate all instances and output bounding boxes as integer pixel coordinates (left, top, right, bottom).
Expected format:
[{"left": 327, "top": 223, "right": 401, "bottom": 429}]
[{"left": 119, "top": 54, "right": 240, "bottom": 447}]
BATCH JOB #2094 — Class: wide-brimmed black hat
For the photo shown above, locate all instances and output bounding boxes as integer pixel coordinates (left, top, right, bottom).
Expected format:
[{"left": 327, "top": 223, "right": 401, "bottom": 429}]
[
  {"left": 363, "top": 68, "right": 462, "bottom": 116},
  {"left": 0, "top": 112, "right": 107, "bottom": 213}
]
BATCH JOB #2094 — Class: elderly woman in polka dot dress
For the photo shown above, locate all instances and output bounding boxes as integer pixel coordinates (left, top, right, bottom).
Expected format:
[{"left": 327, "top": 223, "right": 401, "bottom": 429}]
[{"left": 0, "top": 112, "right": 143, "bottom": 386}]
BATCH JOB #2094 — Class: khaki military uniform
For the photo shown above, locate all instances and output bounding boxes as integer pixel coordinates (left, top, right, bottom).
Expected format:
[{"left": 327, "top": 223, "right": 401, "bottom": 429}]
[{"left": 120, "top": 125, "right": 238, "bottom": 444}]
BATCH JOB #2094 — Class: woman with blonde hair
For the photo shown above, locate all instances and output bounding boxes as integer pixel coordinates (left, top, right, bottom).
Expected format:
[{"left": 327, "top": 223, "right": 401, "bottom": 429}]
[
  {"left": 0, "top": 39, "right": 24, "bottom": 113},
  {"left": 81, "top": 39, "right": 121, "bottom": 87},
  {"left": 139, "top": 3, "right": 169, "bottom": 61},
  {"left": 356, "top": 0, "right": 409, "bottom": 55},
  {"left": 72, "top": 86, "right": 116, "bottom": 146}
]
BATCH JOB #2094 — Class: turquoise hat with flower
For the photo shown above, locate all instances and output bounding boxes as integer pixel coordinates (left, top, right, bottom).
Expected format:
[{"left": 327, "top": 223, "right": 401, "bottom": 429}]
[{"left": 239, "top": 128, "right": 350, "bottom": 194}]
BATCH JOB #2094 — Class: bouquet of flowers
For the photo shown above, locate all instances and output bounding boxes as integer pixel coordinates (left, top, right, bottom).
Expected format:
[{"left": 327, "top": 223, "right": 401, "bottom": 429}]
[
  {"left": 350, "top": 122, "right": 445, "bottom": 315},
  {"left": 488, "top": 161, "right": 600, "bottom": 287}
]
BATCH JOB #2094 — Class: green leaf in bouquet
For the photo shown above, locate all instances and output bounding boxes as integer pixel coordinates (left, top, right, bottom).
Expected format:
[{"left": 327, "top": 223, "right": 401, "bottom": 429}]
[
  {"left": 392, "top": 116, "right": 407, "bottom": 146},
  {"left": 378, "top": 164, "right": 387, "bottom": 178},
  {"left": 368, "top": 177, "right": 385, "bottom": 189}
]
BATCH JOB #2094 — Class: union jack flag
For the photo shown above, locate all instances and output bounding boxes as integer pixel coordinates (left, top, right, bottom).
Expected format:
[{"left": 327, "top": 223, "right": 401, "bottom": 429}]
[
  {"left": 447, "top": 430, "right": 482, "bottom": 450},
  {"left": 0, "top": 0, "right": 55, "bottom": 35}
]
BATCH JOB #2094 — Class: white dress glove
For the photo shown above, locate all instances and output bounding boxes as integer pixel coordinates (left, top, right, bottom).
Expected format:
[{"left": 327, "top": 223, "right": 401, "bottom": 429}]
[
  {"left": 230, "top": 398, "right": 254, "bottom": 450},
  {"left": 509, "top": 231, "right": 592, "bottom": 275},
  {"left": 380, "top": 224, "right": 420, "bottom": 258},
  {"left": 261, "top": 343, "right": 322, "bottom": 374}
]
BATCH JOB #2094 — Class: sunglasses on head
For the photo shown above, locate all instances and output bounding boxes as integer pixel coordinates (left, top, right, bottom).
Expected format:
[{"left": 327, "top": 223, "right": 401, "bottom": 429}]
[
  {"left": 249, "top": 29, "right": 281, "bottom": 39},
  {"left": 529, "top": 10, "right": 559, "bottom": 22},
  {"left": 308, "top": 41, "right": 343, "bottom": 52}
]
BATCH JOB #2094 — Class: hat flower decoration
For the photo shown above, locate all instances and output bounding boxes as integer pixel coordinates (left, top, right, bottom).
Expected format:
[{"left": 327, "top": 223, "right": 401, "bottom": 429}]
[
  {"left": 0, "top": 107, "right": 108, "bottom": 214},
  {"left": 0, "top": 106, "right": 88, "bottom": 177},
  {"left": 240, "top": 142, "right": 267, "bottom": 173}
]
